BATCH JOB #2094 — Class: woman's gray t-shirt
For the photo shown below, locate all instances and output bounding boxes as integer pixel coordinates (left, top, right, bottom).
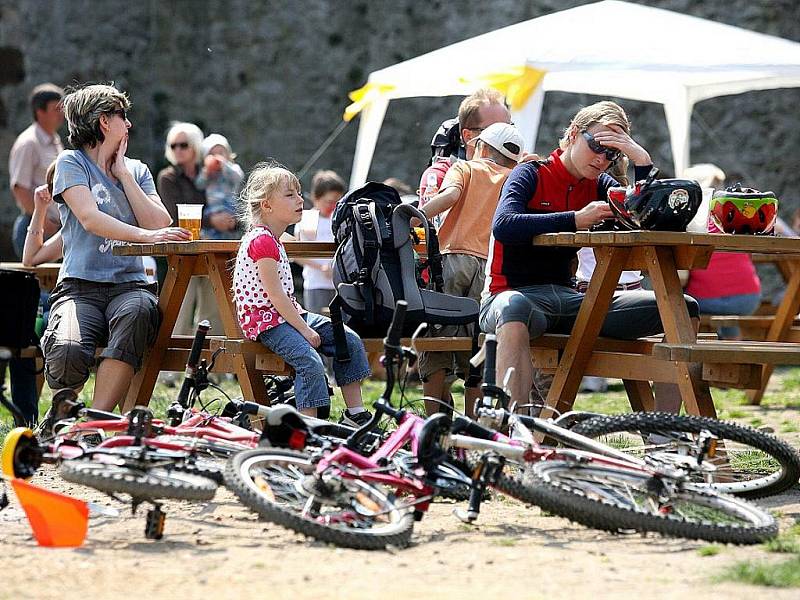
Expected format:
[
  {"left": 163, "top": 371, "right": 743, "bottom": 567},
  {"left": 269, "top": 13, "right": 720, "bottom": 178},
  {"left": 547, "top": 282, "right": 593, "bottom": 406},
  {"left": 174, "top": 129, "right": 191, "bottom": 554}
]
[{"left": 53, "top": 149, "right": 156, "bottom": 284}]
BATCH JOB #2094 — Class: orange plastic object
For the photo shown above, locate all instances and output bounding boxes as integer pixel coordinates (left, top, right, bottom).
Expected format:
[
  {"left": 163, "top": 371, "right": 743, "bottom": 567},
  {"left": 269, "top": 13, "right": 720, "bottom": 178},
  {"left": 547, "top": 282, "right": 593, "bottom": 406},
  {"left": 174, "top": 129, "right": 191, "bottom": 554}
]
[{"left": 11, "top": 478, "right": 89, "bottom": 547}]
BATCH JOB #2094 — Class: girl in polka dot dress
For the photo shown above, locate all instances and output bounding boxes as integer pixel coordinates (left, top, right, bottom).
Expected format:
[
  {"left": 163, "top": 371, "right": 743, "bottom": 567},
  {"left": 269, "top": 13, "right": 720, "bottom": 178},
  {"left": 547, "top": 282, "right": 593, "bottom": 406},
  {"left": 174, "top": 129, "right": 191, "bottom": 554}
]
[{"left": 233, "top": 163, "right": 372, "bottom": 425}]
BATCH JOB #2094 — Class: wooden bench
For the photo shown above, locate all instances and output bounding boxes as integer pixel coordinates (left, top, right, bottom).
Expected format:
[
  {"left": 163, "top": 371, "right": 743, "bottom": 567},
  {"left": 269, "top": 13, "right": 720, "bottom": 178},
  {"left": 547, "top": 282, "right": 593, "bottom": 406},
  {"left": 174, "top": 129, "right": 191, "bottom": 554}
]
[
  {"left": 702, "top": 315, "right": 800, "bottom": 342},
  {"left": 652, "top": 340, "right": 800, "bottom": 390},
  {"left": 209, "top": 332, "right": 748, "bottom": 412},
  {"left": 23, "top": 337, "right": 247, "bottom": 402}
]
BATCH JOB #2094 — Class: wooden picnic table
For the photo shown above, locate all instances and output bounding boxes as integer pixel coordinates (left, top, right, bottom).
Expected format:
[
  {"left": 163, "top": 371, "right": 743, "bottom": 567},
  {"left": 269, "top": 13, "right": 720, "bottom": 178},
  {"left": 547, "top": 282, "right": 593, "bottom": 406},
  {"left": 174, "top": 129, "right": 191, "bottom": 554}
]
[
  {"left": 113, "top": 240, "right": 341, "bottom": 411},
  {"left": 0, "top": 262, "right": 61, "bottom": 291},
  {"left": 532, "top": 231, "right": 800, "bottom": 417}
]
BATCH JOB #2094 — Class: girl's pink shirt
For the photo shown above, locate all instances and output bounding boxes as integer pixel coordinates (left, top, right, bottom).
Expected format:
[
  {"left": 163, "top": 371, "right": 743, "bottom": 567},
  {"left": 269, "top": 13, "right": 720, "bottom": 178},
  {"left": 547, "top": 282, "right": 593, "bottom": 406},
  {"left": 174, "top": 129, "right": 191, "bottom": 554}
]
[{"left": 233, "top": 225, "right": 305, "bottom": 340}]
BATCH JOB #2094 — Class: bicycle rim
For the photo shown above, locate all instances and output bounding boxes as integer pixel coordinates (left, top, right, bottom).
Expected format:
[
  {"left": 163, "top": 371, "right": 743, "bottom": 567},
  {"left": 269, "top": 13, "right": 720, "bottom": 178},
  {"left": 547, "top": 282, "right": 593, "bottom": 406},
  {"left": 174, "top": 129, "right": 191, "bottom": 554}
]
[
  {"left": 572, "top": 412, "right": 800, "bottom": 498},
  {"left": 225, "top": 449, "right": 414, "bottom": 550},
  {"left": 530, "top": 460, "right": 776, "bottom": 544}
]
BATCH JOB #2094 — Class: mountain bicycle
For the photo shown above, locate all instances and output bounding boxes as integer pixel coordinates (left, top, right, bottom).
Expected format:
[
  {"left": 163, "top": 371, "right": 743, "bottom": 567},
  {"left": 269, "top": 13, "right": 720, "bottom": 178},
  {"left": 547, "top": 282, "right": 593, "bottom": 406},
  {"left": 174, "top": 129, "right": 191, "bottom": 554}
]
[{"left": 224, "top": 301, "right": 779, "bottom": 549}]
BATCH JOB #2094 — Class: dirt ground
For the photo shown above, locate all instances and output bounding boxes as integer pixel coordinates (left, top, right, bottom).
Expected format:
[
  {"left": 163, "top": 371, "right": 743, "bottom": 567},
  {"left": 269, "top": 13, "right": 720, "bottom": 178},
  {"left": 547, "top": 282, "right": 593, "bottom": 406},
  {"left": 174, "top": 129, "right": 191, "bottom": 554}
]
[{"left": 2, "top": 391, "right": 800, "bottom": 599}]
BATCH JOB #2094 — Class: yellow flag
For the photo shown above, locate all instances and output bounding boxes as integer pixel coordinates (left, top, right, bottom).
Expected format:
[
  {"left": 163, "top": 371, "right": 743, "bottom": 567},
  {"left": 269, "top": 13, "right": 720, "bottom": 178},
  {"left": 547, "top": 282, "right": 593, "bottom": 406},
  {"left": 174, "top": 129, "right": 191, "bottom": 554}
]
[
  {"left": 459, "top": 65, "right": 546, "bottom": 110},
  {"left": 343, "top": 82, "right": 396, "bottom": 122}
]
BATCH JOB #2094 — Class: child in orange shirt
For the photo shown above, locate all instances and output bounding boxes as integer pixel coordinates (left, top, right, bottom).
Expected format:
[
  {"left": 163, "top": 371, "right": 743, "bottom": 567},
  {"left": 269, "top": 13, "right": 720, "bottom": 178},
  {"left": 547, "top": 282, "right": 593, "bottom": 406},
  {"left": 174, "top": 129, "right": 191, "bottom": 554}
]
[{"left": 418, "top": 122, "right": 524, "bottom": 416}]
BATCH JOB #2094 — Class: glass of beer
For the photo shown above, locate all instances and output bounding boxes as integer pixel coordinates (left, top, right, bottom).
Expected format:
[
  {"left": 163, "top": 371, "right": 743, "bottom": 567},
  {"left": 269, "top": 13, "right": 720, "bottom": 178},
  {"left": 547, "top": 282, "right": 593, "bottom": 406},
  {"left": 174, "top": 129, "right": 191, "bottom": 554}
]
[{"left": 177, "top": 204, "right": 202, "bottom": 240}]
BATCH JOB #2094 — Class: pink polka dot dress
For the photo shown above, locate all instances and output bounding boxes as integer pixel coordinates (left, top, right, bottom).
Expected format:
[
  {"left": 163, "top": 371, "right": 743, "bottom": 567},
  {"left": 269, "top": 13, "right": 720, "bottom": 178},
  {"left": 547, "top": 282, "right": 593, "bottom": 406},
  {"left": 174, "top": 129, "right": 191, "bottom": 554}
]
[{"left": 233, "top": 225, "right": 305, "bottom": 340}]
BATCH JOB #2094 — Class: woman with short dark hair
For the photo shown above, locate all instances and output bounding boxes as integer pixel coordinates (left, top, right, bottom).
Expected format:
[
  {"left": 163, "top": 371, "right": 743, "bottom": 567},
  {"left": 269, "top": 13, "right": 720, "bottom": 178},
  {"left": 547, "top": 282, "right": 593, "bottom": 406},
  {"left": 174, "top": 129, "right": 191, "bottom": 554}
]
[{"left": 40, "top": 83, "right": 190, "bottom": 425}]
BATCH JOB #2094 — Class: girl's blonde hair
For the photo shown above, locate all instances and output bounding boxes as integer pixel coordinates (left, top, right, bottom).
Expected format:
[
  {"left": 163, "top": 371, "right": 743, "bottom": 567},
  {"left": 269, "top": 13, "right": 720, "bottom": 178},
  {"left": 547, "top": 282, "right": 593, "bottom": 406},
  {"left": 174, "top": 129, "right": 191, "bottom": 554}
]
[
  {"left": 238, "top": 161, "right": 301, "bottom": 229},
  {"left": 560, "top": 101, "right": 632, "bottom": 185}
]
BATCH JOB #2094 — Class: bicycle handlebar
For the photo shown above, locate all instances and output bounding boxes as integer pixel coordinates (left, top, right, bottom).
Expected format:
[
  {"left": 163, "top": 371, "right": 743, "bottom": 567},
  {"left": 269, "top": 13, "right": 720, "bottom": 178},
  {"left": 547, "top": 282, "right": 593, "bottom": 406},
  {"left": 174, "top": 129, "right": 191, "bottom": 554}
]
[
  {"left": 383, "top": 300, "right": 407, "bottom": 350},
  {"left": 482, "top": 335, "right": 497, "bottom": 387},
  {"left": 176, "top": 320, "right": 211, "bottom": 408}
]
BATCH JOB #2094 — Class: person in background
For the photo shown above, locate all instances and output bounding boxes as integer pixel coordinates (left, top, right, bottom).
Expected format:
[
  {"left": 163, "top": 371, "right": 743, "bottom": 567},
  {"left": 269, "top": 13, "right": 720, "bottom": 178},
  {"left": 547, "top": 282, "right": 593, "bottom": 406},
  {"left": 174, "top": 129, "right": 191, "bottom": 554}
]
[
  {"left": 683, "top": 164, "right": 761, "bottom": 340},
  {"left": 9, "top": 83, "right": 64, "bottom": 258},
  {"left": 294, "top": 170, "right": 345, "bottom": 314},
  {"left": 418, "top": 122, "right": 524, "bottom": 417},
  {"left": 6, "top": 162, "right": 58, "bottom": 426},
  {"left": 383, "top": 177, "right": 417, "bottom": 204},
  {"left": 233, "top": 163, "right": 372, "bottom": 426},
  {"left": 195, "top": 133, "right": 244, "bottom": 240},
  {"left": 156, "top": 122, "right": 221, "bottom": 335},
  {"left": 418, "top": 89, "right": 511, "bottom": 211},
  {"left": 40, "top": 83, "right": 189, "bottom": 430}
]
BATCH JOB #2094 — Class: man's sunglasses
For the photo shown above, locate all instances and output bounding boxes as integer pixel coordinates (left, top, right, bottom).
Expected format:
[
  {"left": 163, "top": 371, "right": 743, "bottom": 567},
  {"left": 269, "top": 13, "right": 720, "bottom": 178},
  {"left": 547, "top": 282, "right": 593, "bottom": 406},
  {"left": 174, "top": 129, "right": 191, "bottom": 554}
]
[
  {"left": 170, "top": 142, "right": 190, "bottom": 150},
  {"left": 581, "top": 131, "right": 621, "bottom": 161}
]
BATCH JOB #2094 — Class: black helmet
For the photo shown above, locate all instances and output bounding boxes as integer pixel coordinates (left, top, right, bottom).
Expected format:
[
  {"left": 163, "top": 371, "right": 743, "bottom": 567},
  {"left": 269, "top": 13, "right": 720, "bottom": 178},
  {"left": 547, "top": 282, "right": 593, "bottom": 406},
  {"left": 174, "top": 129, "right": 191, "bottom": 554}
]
[
  {"left": 430, "top": 117, "right": 464, "bottom": 164},
  {"left": 622, "top": 168, "right": 702, "bottom": 231}
]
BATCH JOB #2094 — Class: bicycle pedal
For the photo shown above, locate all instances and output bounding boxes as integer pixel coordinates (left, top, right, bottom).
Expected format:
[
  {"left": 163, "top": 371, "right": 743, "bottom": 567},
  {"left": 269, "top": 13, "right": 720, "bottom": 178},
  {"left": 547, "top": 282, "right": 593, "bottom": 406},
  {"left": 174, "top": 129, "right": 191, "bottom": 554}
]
[{"left": 145, "top": 506, "right": 166, "bottom": 540}]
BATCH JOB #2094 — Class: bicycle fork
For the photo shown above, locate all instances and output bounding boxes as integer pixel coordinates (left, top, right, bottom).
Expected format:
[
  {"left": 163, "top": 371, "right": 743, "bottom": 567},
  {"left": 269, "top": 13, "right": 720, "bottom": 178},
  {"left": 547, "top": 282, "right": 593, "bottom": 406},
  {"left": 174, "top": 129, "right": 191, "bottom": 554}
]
[{"left": 454, "top": 454, "right": 506, "bottom": 524}]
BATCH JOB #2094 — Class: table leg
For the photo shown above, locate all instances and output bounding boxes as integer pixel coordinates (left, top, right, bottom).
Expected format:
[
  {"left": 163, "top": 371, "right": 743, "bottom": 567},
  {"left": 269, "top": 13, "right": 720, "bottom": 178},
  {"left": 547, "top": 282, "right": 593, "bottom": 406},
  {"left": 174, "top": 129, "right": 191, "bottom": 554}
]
[
  {"left": 645, "top": 246, "right": 715, "bottom": 417},
  {"left": 622, "top": 380, "right": 655, "bottom": 412},
  {"left": 205, "top": 253, "right": 268, "bottom": 404},
  {"left": 121, "top": 255, "right": 196, "bottom": 413},
  {"left": 747, "top": 260, "right": 800, "bottom": 404},
  {"left": 542, "top": 247, "right": 629, "bottom": 419}
]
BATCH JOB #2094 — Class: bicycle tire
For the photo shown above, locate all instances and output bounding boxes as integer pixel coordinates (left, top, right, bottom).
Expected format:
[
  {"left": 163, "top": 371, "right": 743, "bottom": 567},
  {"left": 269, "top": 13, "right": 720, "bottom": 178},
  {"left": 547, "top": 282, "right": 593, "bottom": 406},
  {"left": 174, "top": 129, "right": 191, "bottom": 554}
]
[
  {"left": 490, "top": 458, "right": 776, "bottom": 545},
  {"left": 60, "top": 459, "right": 218, "bottom": 502},
  {"left": 571, "top": 412, "right": 800, "bottom": 498},
  {"left": 171, "top": 459, "right": 225, "bottom": 484},
  {"left": 225, "top": 449, "right": 414, "bottom": 550}
]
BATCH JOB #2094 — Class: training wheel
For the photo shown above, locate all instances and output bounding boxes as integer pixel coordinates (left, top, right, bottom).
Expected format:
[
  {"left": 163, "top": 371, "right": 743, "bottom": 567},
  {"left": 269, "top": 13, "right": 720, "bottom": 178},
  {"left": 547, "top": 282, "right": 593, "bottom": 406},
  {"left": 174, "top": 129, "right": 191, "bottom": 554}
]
[{"left": 1, "top": 427, "right": 41, "bottom": 480}]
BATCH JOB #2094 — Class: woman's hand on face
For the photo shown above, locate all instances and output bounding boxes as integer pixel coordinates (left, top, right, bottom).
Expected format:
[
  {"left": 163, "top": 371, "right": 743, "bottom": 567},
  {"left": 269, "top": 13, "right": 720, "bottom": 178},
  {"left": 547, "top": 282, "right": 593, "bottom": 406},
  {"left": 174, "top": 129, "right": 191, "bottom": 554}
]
[
  {"left": 33, "top": 184, "right": 53, "bottom": 210},
  {"left": 592, "top": 125, "right": 651, "bottom": 166},
  {"left": 111, "top": 135, "right": 132, "bottom": 180},
  {"left": 209, "top": 211, "right": 237, "bottom": 231},
  {"left": 302, "top": 326, "right": 321, "bottom": 348},
  {"left": 142, "top": 227, "right": 193, "bottom": 243}
]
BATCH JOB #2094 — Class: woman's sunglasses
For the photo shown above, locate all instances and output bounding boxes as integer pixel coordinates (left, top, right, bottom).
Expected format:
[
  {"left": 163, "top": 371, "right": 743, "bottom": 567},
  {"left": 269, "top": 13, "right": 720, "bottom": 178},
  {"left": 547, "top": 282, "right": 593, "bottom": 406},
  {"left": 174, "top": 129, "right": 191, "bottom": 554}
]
[
  {"left": 170, "top": 142, "right": 190, "bottom": 150},
  {"left": 109, "top": 108, "right": 128, "bottom": 121},
  {"left": 581, "top": 131, "right": 621, "bottom": 161}
]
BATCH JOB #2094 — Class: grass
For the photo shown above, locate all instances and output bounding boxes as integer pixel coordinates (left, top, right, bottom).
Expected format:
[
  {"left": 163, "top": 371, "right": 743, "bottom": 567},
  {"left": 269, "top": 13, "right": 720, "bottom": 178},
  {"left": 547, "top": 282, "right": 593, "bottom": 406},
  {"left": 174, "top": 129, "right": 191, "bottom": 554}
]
[
  {"left": 698, "top": 544, "right": 723, "bottom": 557},
  {"left": 718, "top": 557, "right": 800, "bottom": 588},
  {"left": 764, "top": 524, "right": 800, "bottom": 555}
]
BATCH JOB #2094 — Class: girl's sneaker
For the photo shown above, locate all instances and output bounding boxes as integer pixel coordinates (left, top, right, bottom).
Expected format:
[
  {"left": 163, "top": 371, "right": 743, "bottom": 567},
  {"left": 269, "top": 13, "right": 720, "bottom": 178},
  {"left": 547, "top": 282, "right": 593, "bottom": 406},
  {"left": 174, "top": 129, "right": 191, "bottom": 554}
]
[{"left": 338, "top": 409, "right": 373, "bottom": 428}]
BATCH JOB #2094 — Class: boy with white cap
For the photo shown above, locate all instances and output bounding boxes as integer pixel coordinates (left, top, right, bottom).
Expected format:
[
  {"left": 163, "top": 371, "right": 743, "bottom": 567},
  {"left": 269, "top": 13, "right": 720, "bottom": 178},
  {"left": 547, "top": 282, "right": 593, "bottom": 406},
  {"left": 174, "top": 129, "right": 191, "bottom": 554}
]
[
  {"left": 418, "top": 122, "right": 524, "bottom": 417},
  {"left": 196, "top": 133, "right": 244, "bottom": 239}
]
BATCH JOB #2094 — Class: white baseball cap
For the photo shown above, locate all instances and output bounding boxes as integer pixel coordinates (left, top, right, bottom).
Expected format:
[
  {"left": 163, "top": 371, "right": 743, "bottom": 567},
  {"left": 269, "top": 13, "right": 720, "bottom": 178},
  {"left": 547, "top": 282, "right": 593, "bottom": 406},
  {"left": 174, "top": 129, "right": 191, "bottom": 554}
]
[{"left": 476, "top": 122, "right": 524, "bottom": 162}]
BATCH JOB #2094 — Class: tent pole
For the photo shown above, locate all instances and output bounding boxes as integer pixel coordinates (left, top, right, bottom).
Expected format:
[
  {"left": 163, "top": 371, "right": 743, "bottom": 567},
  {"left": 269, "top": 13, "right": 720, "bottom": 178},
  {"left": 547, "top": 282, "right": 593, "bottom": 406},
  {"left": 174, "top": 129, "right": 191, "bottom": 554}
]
[
  {"left": 349, "top": 98, "right": 389, "bottom": 189},
  {"left": 511, "top": 86, "right": 545, "bottom": 157},
  {"left": 663, "top": 92, "right": 693, "bottom": 177}
]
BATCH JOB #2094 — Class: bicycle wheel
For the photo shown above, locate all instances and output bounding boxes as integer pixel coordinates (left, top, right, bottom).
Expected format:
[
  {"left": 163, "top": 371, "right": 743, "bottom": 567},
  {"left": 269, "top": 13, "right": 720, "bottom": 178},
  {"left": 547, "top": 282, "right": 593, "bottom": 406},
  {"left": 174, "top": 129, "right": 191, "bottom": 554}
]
[
  {"left": 60, "top": 458, "right": 218, "bottom": 502},
  {"left": 225, "top": 449, "right": 414, "bottom": 550},
  {"left": 494, "top": 458, "right": 776, "bottom": 544},
  {"left": 571, "top": 412, "right": 800, "bottom": 498}
]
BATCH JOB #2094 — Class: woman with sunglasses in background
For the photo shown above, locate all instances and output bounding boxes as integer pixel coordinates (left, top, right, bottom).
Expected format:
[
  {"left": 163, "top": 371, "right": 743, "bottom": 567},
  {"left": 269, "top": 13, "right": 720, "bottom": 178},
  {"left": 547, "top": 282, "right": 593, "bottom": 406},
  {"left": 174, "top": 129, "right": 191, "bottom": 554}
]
[
  {"left": 156, "top": 122, "right": 225, "bottom": 336},
  {"left": 480, "top": 100, "right": 699, "bottom": 409},
  {"left": 38, "top": 84, "right": 190, "bottom": 429}
]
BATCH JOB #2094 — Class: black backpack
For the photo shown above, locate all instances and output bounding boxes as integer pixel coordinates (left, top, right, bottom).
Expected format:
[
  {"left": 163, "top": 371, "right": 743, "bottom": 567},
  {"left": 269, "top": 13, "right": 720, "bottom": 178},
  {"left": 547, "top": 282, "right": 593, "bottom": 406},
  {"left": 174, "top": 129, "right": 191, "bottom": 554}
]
[
  {"left": 329, "top": 182, "right": 479, "bottom": 349},
  {"left": 0, "top": 269, "right": 40, "bottom": 349}
]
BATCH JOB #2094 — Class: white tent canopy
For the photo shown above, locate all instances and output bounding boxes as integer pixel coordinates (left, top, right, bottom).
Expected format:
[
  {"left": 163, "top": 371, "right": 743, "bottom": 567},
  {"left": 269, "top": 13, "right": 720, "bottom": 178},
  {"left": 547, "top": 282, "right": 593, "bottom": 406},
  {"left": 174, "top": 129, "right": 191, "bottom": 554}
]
[{"left": 347, "top": 0, "right": 800, "bottom": 186}]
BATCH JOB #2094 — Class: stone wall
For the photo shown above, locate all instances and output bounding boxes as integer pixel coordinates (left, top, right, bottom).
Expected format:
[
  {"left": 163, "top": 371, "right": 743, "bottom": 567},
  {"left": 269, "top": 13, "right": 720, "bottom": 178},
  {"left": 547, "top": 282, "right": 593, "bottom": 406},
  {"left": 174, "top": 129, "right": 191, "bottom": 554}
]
[{"left": 2, "top": 0, "right": 799, "bottom": 271}]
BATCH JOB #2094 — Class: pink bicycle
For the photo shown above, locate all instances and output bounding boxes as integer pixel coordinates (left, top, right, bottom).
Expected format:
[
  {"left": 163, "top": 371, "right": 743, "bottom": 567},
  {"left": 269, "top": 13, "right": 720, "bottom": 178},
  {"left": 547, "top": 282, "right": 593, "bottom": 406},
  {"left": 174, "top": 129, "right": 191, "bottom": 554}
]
[{"left": 224, "top": 302, "right": 779, "bottom": 549}]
